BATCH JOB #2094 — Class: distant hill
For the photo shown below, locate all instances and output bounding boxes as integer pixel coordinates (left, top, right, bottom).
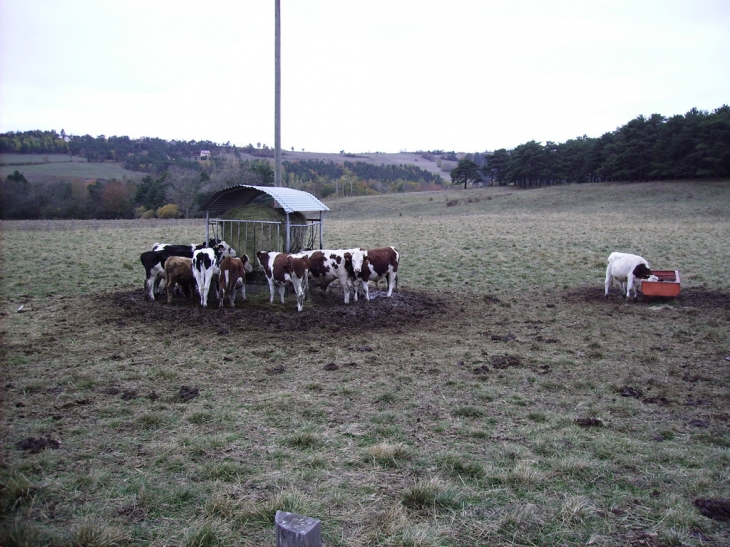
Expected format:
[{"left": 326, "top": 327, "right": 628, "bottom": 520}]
[
  {"left": 222, "top": 149, "right": 457, "bottom": 182},
  {"left": 0, "top": 153, "right": 145, "bottom": 182},
  {"left": 1, "top": 149, "right": 457, "bottom": 183}
]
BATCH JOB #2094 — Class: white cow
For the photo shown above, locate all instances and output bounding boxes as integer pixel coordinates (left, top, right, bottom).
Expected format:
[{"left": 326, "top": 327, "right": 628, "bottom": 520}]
[{"left": 604, "top": 252, "right": 657, "bottom": 298}]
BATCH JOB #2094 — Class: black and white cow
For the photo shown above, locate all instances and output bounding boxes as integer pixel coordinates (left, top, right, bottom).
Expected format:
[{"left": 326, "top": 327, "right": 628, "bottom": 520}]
[
  {"left": 192, "top": 246, "right": 226, "bottom": 308},
  {"left": 140, "top": 239, "right": 233, "bottom": 301}
]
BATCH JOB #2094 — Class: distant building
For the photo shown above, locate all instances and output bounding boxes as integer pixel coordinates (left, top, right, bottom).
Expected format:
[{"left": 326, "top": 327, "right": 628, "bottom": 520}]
[{"left": 200, "top": 150, "right": 211, "bottom": 160}]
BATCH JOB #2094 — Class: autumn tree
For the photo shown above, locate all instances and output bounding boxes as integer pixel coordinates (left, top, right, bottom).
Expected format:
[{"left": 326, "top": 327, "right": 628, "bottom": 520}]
[{"left": 100, "top": 179, "right": 135, "bottom": 218}]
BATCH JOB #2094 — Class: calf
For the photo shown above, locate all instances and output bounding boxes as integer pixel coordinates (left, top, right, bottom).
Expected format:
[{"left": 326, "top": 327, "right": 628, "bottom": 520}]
[
  {"left": 604, "top": 252, "right": 656, "bottom": 299},
  {"left": 349, "top": 246, "right": 400, "bottom": 301},
  {"left": 192, "top": 247, "right": 224, "bottom": 307},
  {"left": 301, "top": 248, "right": 361, "bottom": 303},
  {"left": 218, "top": 255, "right": 253, "bottom": 308},
  {"left": 164, "top": 256, "right": 195, "bottom": 304},
  {"left": 140, "top": 250, "right": 166, "bottom": 301},
  {"left": 256, "top": 251, "right": 310, "bottom": 312},
  {"left": 142, "top": 240, "right": 234, "bottom": 301}
]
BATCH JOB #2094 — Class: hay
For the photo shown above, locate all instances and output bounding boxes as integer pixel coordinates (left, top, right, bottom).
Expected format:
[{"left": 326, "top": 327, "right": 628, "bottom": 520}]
[{"left": 214, "top": 204, "right": 310, "bottom": 257}]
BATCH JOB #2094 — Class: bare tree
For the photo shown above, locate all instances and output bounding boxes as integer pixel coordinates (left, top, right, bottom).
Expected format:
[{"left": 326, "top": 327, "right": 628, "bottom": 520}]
[
  {"left": 206, "top": 162, "right": 262, "bottom": 194},
  {"left": 166, "top": 166, "right": 202, "bottom": 218}
]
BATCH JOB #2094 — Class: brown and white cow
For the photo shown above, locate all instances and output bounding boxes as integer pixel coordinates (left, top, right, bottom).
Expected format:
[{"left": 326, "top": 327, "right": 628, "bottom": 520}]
[
  {"left": 164, "top": 256, "right": 195, "bottom": 304},
  {"left": 256, "top": 251, "right": 310, "bottom": 312},
  {"left": 218, "top": 255, "right": 253, "bottom": 308},
  {"left": 301, "top": 248, "right": 361, "bottom": 303},
  {"left": 349, "top": 246, "right": 400, "bottom": 301}
]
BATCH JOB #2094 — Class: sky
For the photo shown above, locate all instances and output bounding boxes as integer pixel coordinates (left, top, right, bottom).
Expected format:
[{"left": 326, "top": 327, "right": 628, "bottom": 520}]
[{"left": 1, "top": 0, "right": 729, "bottom": 154}]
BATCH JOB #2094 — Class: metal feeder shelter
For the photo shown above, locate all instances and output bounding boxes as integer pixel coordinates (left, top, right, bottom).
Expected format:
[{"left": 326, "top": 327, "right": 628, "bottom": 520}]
[{"left": 200, "top": 185, "right": 330, "bottom": 256}]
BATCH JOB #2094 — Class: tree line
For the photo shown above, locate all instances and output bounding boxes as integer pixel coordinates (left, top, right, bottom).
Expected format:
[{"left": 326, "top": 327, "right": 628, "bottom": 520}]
[
  {"left": 1, "top": 145, "right": 445, "bottom": 219},
  {"left": 451, "top": 105, "right": 730, "bottom": 188}
]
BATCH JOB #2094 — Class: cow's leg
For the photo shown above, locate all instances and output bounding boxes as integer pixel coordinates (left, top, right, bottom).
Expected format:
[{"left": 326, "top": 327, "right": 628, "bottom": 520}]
[
  {"left": 146, "top": 276, "right": 154, "bottom": 301},
  {"left": 604, "top": 268, "right": 612, "bottom": 297},
  {"left": 340, "top": 276, "right": 351, "bottom": 304},
  {"left": 239, "top": 277, "right": 246, "bottom": 301},
  {"left": 278, "top": 284, "right": 286, "bottom": 304},
  {"left": 166, "top": 279, "right": 175, "bottom": 304},
  {"left": 293, "top": 279, "right": 305, "bottom": 312},
  {"left": 360, "top": 280, "right": 370, "bottom": 301},
  {"left": 267, "top": 279, "right": 276, "bottom": 303},
  {"left": 626, "top": 274, "right": 636, "bottom": 299},
  {"left": 386, "top": 271, "right": 396, "bottom": 297}
]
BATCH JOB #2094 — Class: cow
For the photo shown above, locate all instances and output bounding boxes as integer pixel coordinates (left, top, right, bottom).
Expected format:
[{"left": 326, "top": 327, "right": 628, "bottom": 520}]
[
  {"left": 164, "top": 256, "right": 195, "bottom": 304},
  {"left": 301, "top": 248, "right": 361, "bottom": 303},
  {"left": 348, "top": 246, "right": 400, "bottom": 302},
  {"left": 192, "top": 246, "right": 225, "bottom": 308},
  {"left": 256, "top": 251, "right": 310, "bottom": 312},
  {"left": 218, "top": 255, "right": 253, "bottom": 308},
  {"left": 604, "top": 252, "right": 657, "bottom": 299},
  {"left": 140, "top": 250, "right": 167, "bottom": 301},
  {"left": 141, "top": 240, "right": 234, "bottom": 301}
]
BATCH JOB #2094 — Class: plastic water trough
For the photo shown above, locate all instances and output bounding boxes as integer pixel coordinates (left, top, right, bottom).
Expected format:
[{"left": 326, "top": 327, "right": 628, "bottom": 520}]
[{"left": 640, "top": 270, "right": 681, "bottom": 298}]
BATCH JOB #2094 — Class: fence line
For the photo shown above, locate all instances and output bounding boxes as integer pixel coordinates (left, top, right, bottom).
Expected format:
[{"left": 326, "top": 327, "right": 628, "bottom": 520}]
[{"left": 0, "top": 218, "right": 202, "bottom": 232}]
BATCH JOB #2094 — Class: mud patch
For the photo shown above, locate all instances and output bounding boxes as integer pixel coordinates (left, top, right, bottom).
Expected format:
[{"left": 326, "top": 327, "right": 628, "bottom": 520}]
[
  {"left": 694, "top": 498, "right": 730, "bottom": 522},
  {"left": 575, "top": 418, "right": 604, "bottom": 428},
  {"left": 178, "top": 386, "right": 200, "bottom": 401},
  {"left": 111, "top": 287, "right": 447, "bottom": 337},
  {"left": 16, "top": 436, "right": 60, "bottom": 453},
  {"left": 490, "top": 354, "right": 522, "bottom": 369}
]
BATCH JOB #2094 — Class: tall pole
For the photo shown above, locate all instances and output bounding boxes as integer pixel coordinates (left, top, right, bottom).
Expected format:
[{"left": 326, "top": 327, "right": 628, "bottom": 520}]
[{"left": 274, "top": 0, "right": 282, "bottom": 187}]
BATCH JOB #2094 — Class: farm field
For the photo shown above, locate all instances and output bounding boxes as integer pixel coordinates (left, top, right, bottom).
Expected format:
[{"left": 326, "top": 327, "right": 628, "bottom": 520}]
[
  {"left": 0, "top": 153, "right": 144, "bottom": 181},
  {"left": 1, "top": 181, "right": 730, "bottom": 546}
]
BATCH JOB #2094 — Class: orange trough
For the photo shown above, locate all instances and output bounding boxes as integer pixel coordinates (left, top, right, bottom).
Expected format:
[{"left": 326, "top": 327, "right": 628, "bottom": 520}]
[{"left": 640, "top": 270, "right": 681, "bottom": 297}]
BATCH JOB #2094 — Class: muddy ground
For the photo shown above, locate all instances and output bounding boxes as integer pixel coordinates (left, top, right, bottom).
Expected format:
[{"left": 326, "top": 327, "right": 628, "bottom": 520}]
[{"left": 4, "top": 283, "right": 730, "bottom": 546}]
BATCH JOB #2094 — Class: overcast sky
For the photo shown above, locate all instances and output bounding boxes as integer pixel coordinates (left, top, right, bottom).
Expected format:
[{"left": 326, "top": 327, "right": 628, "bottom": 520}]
[{"left": 1, "top": 0, "right": 728, "bottom": 154}]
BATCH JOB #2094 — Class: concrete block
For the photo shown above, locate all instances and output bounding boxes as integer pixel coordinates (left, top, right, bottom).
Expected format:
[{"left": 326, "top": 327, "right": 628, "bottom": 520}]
[{"left": 275, "top": 510, "right": 322, "bottom": 547}]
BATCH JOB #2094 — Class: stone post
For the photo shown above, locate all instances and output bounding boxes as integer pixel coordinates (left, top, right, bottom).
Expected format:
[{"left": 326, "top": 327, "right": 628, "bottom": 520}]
[{"left": 275, "top": 510, "right": 321, "bottom": 547}]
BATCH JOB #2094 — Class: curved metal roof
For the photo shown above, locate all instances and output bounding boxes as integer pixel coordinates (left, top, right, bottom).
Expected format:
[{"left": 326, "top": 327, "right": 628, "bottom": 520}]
[{"left": 200, "top": 185, "right": 330, "bottom": 216}]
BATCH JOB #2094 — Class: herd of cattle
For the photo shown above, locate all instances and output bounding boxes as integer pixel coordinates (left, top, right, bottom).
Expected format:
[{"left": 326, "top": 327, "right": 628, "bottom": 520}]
[
  {"left": 139, "top": 240, "right": 400, "bottom": 311},
  {"left": 140, "top": 239, "right": 656, "bottom": 311}
]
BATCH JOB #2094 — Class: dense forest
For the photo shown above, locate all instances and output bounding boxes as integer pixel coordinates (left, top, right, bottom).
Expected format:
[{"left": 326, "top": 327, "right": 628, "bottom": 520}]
[
  {"left": 457, "top": 105, "right": 730, "bottom": 188},
  {"left": 1, "top": 105, "right": 728, "bottom": 219}
]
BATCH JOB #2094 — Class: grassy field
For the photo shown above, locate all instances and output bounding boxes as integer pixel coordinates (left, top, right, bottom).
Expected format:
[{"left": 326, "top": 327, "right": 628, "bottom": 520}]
[
  {"left": 1, "top": 181, "right": 730, "bottom": 546},
  {"left": 0, "top": 153, "right": 144, "bottom": 181}
]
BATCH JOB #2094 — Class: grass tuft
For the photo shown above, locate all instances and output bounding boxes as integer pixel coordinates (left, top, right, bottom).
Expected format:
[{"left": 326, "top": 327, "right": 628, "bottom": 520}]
[{"left": 402, "top": 478, "right": 464, "bottom": 512}]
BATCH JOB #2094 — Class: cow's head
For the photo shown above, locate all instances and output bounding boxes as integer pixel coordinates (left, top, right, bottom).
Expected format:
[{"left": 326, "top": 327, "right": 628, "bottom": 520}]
[
  {"left": 349, "top": 250, "right": 366, "bottom": 276},
  {"left": 241, "top": 254, "right": 253, "bottom": 273},
  {"left": 632, "top": 263, "right": 653, "bottom": 279}
]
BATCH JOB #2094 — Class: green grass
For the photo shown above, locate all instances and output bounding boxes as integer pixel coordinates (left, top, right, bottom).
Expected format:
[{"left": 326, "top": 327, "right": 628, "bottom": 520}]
[
  {"left": 0, "top": 153, "right": 144, "bottom": 180},
  {"left": 2, "top": 181, "right": 730, "bottom": 546}
]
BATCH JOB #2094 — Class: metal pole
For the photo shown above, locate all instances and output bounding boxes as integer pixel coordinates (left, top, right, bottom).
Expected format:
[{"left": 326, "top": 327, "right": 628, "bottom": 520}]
[
  {"left": 274, "top": 0, "right": 282, "bottom": 187},
  {"left": 285, "top": 212, "right": 291, "bottom": 253}
]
